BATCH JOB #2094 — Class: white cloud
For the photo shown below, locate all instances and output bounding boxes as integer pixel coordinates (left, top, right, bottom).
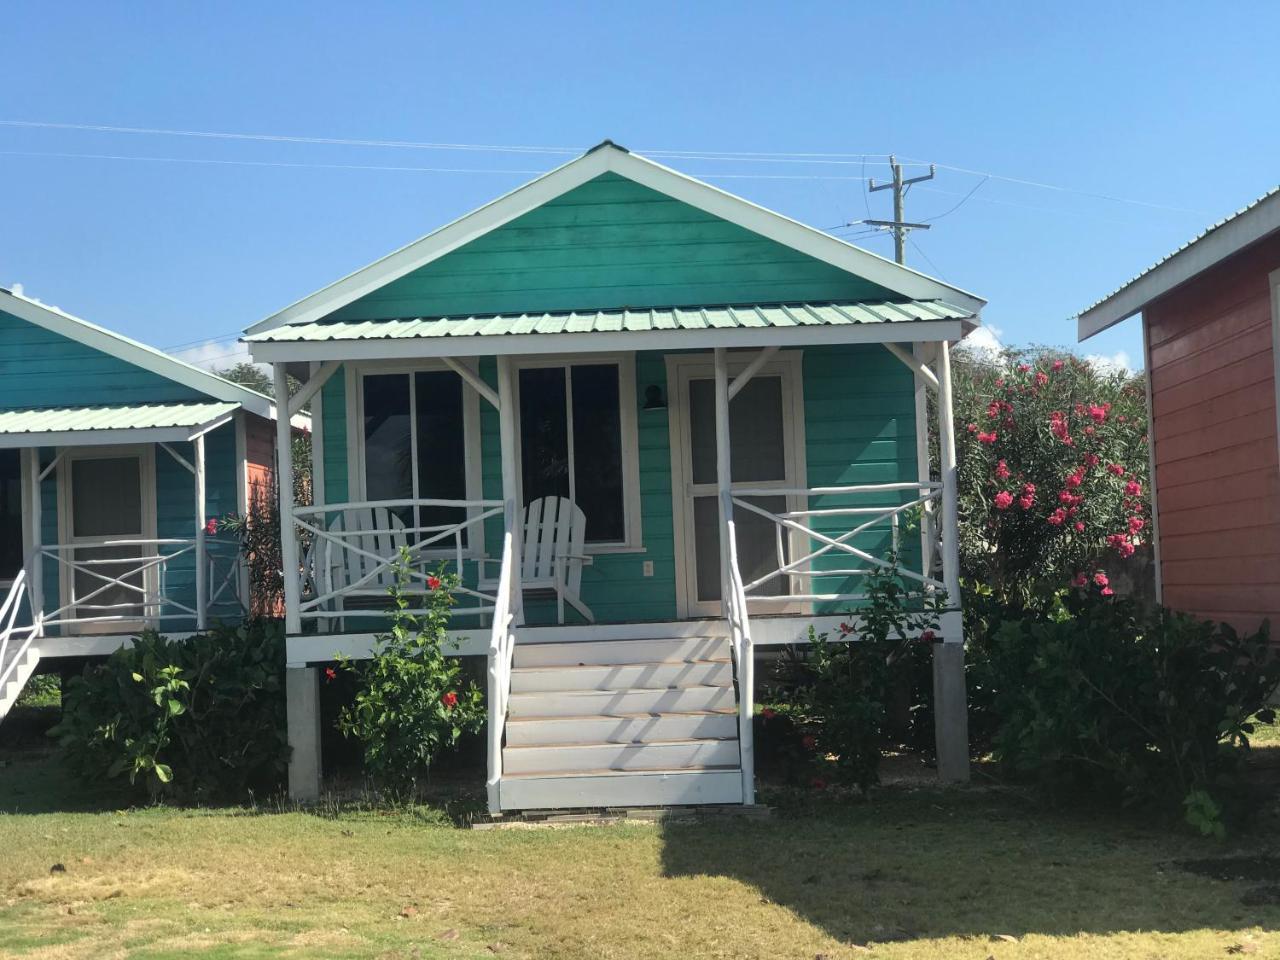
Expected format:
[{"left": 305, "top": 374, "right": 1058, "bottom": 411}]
[
  {"left": 1084, "top": 350, "right": 1136, "bottom": 375},
  {"left": 172, "top": 339, "right": 266, "bottom": 375},
  {"left": 957, "top": 323, "right": 1004, "bottom": 362}
]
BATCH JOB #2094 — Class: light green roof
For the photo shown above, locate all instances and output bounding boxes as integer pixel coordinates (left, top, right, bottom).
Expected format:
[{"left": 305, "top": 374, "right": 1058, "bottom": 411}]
[
  {"left": 0, "top": 401, "right": 238, "bottom": 448},
  {"left": 247, "top": 300, "right": 975, "bottom": 344}
]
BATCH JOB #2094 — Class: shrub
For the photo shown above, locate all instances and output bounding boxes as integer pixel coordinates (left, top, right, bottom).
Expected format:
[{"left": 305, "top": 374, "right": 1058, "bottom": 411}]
[
  {"left": 52, "top": 620, "right": 289, "bottom": 799},
  {"left": 778, "top": 557, "right": 944, "bottom": 792},
  {"left": 951, "top": 347, "right": 1150, "bottom": 609},
  {"left": 336, "top": 551, "right": 484, "bottom": 799},
  {"left": 982, "top": 595, "right": 1280, "bottom": 834}
]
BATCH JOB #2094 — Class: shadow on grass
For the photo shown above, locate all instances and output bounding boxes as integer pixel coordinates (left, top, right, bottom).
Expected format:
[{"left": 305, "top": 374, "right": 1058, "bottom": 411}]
[{"left": 658, "top": 783, "right": 1280, "bottom": 946}]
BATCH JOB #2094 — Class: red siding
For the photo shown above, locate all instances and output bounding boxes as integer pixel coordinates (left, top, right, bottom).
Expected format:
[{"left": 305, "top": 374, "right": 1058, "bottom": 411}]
[
  {"left": 244, "top": 412, "right": 276, "bottom": 507},
  {"left": 1147, "top": 231, "right": 1280, "bottom": 632}
]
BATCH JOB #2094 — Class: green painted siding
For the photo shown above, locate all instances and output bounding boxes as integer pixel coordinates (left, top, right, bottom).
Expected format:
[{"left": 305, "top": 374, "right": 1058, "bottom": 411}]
[
  {"left": 803, "top": 344, "right": 921, "bottom": 612},
  {"left": 328, "top": 173, "right": 898, "bottom": 322},
  {"left": 0, "top": 309, "right": 203, "bottom": 411},
  {"left": 320, "top": 368, "right": 349, "bottom": 503}
]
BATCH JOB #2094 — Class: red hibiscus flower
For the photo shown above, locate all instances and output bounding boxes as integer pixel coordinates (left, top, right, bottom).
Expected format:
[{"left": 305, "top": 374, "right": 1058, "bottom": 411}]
[
  {"left": 204, "top": 517, "right": 218, "bottom": 535},
  {"left": 838, "top": 622, "right": 853, "bottom": 635},
  {"left": 324, "top": 667, "right": 337, "bottom": 682},
  {"left": 441, "top": 691, "right": 458, "bottom": 709},
  {"left": 919, "top": 629, "right": 936, "bottom": 643},
  {"left": 993, "top": 491, "right": 1014, "bottom": 510},
  {"left": 761, "top": 707, "right": 776, "bottom": 720},
  {"left": 426, "top": 574, "right": 442, "bottom": 591}
]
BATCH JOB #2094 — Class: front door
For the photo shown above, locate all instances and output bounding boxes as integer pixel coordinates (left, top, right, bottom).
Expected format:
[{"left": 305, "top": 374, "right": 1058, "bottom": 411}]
[
  {"left": 669, "top": 353, "right": 807, "bottom": 618},
  {"left": 59, "top": 448, "right": 154, "bottom": 633}
]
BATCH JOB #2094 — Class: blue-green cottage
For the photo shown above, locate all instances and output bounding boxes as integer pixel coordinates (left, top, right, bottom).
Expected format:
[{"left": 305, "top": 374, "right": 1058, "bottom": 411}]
[
  {"left": 245, "top": 142, "right": 987, "bottom": 812},
  {"left": 0, "top": 287, "right": 293, "bottom": 720}
]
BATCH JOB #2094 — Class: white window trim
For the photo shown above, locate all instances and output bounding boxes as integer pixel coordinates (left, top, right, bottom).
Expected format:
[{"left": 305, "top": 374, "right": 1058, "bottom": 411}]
[
  {"left": 55, "top": 443, "right": 158, "bottom": 636},
  {"left": 511, "top": 352, "right": 643, "bottom": 554},
  {"left": 665, "top": 349, "right": 808, "bottom": 619},
  {"left": 345, "top": 358, "right": 486, "bottom": 558}
]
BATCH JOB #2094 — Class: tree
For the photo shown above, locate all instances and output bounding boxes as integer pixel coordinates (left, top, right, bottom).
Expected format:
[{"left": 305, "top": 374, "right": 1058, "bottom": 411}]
[
  {"left": 215, "top": 361, "right": 273, "bottom": 396},
  {"left": 951, "top": 347, "right": 1150, "bottom": 609}
]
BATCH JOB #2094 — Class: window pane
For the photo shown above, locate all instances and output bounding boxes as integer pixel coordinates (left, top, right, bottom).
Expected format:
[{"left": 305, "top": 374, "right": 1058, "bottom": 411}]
[
  {"left": 689, "top": 375, "right": 785, "bottom": 485},
  {"left": 72, "top": 457, "right": 142, "bottom": 537},
  {"left": 362, "top": 374, "right": 413, "bottom": 527},
  {"left": 414, "top": 370, "right": 468, "bottom": 540},
  {"left": 0, "top": 450, "right": 21, "bottom": 580},
  {"left": 519, "top": 367, "right": 570, "bottom": 507},
  {"left": 571, "top": 364, "right": 624, "bottom": 543}
]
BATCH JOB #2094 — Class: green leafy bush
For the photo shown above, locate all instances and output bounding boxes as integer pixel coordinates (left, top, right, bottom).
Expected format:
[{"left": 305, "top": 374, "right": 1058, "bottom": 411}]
[
  {"left": 52, "top": 619, "right": 289, "bottom": 799},
  {"left": 336, "top": 551, "right": 484, "bottom": 799},
  {"left": 777, "top": 557, "right": 945, "bottom": 792},
  {"left": 981, "top": 596, "right": 1280, "bottom": 834}
]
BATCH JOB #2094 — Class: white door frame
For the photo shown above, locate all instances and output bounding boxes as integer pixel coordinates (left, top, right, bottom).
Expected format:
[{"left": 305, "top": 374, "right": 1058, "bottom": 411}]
[
  {"left": 56, "top": 444, "right": 157, "bottom": 635},
  {"left": 665, "top": 350, "right": 808, "bottom": 619}
]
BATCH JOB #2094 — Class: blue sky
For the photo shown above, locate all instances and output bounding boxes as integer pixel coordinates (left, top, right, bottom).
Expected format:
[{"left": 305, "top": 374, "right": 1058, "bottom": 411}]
[{"left": 3, "top": 2, "right": 1277, "bottom": 372}]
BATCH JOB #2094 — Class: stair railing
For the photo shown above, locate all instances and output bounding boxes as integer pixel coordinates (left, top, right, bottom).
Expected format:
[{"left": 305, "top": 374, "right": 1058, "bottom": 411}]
[
  {"left": 0, "top": 569, "right": 43, "bottom": 694},
  {"left": 720, "top": 490, "right": 756, "bottom": 805},
  {"left": 485, "top": 498, "right": 522, "bottom": 814}
]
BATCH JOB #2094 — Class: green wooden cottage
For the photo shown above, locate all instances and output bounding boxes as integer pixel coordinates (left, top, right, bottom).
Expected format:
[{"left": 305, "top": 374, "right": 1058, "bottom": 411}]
[
  {"left": 0, "top": 286, "right": 294, "bottom": 721},
  {"left": 244, "top": 142, "right": 985, "bottom": 812}
]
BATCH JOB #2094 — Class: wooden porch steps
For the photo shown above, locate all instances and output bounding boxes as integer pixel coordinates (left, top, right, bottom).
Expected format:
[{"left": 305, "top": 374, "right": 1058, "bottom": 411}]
[
  {"left": 499, "top": 636, "right": 744, "bottom": 810},
  {"left": 0, "top": 644, "right": 40, "bottom": 723}
]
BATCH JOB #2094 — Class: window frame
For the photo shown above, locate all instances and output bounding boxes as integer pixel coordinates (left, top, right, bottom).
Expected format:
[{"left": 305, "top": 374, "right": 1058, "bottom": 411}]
[
  {"left": 347, "top": 359, "right": 486, "bottom": 558},
  {"left": 0, "top": 448, "right": 27, "bottom": 588},
  {"left": 511, "top": 353, "right": 643, "bottom": 554}
]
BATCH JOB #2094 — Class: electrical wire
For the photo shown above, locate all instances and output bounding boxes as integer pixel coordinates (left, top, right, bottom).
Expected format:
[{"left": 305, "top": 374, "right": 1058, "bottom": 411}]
[{"left": 922, "top": 176, "right": 989, "bottom": 222}]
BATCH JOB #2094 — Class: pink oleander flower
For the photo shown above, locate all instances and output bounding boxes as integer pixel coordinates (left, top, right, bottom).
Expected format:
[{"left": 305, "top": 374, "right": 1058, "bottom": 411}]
[
  {"left": 1129, "top": 516, "right": 1145, "bottom": 534},
  {"left": 1094, "top": 571, "right": 1109, "bottom": 588},
  {"left": 1107, "top": 463, "right": 1125, "bottom": 476},
  {"left": 1052, "top": 359, "right": 1065, "bottom": 372},
  {"left": 1034, "top": 371, "right": 1049, "bottom": 387},
  {"left": 994, "top": 491, "right": 1014, "bottom": 510},
  {"left": 995, "top": 459, "right": 1011, "bottom": 480},
  {"left": 1074, "top": 521, "right": 1085, "bottom": 533},
  {"left": 1047, "top": 509, "right": 1067, "bottom": 526},
  {"left": 1101, "top": 587, "right": 1114, "bottom": 596},
  {"left": 976, "top": 431, "right": 998, "bottom": 445},
  {"left": 1089, "top": 405, "right": 1108, "bottom": 423},
  {"left": 1071, "top": 572, "right": 1088, "bottom": 587},
  {"left": 1125, "top": 480, "right": 1142, "bottom": 497}
]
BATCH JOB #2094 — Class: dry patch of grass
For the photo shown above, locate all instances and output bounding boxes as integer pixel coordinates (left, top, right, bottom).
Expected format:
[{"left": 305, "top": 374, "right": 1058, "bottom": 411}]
[{"left": 2, "top": 755, "right": 1280, "bottom": 959}]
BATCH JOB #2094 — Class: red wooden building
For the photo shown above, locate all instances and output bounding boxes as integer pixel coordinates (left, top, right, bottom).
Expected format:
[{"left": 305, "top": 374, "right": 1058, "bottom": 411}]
[{"left": 1078, "top": 187, "right": 1280, "bottom": 631}]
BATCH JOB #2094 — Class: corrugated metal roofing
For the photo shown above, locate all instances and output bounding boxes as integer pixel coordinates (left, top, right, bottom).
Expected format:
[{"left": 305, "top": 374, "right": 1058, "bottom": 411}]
[
  {"left": 0, "top": 401, "right": 239, "bottom": 437},
  {"left": 246, "top": 300, "right": 975, "bottom": 344},
  {"left": 1079, "top": 186, "right": 1280, "bottom": 317}
]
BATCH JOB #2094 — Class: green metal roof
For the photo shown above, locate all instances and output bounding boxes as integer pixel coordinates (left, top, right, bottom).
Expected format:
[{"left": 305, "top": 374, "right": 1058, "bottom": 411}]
[
  {"left": 246, "top": 300, "right": 975, "bottom": 344},
  {"left": 0, "top": 401, "right": 239, "bottom": 438}
]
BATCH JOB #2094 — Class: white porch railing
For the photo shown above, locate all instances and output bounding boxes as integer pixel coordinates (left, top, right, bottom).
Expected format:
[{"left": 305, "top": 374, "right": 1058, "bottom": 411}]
[
  {"left": 292, "top": 498, "right": 506, "bottom": 624},
  {"left": 37, "top": 537, "right": 244, "bottom": 631},
  {"left": 485, "top": 499, "right": 521, "bottom": 813},
  {"left": 730, "top": 481, "right": 945, "bottom": 606},
  {"left": 0, "top": 570, "right": 42, "bottom": 694},
  {"left": 720, "top": 490, "right": 755, "bottom": 805}
]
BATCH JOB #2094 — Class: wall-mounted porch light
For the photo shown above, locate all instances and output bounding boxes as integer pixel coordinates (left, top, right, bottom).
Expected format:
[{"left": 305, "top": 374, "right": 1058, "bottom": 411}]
[{"left": 642, "top": 384, "right": 667, "bottom": 411}]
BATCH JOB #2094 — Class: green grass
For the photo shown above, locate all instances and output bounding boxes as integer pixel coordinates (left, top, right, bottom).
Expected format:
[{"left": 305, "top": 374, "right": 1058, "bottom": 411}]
[{"left": 2, "top": 753, "right": 1280, "bottom": 959}]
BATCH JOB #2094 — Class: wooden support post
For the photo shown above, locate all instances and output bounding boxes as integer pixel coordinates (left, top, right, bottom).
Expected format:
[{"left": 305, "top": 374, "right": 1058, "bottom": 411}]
[
  {"left": 193, "top": 433, "right": 207, "bottom": 630},
  {"left": 275, "top": 364, "right": 301, "bottom": 635},
  {"left": 26, "top": 449, "right": 43, "bottom": 619},
  {"left": 495, "top": 356, "right": 521, "bottom": 617},
  {"left": 932, "top": 339, "right": 969, "bottom": 782},
  {"left": 714, "top": 348, "right": 733, "bottom": 610},
  {"left": 913, "top": 342, "right": 936, "bottom": 577}
]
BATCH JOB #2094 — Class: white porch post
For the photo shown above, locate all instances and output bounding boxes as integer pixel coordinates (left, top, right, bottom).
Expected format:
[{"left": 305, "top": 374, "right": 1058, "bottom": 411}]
[
  {"left": 25, "top": 448, "right": 43, "bottom": 619},
  {"left": 193, "top": 433, "right": 208, "bottom": 630},
  {"left": 913, "top": 342, "right": 936, "bottom": 577},
  {"left": 495, "top": 356, "right": 522, "bottom": 614},
  {"left": 932, "top": 339, "right": 970, "bottom": 782},
  {"left": 274, "top": 363, "right": 301, "bottom": 634},
  {"left": 714, "top": 347, "right": 755, "bottom": 804}
]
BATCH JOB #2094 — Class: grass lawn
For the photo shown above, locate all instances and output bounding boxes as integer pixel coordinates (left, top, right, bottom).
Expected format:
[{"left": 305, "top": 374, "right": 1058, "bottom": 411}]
[{"left": 2, "top": 743, "right": 1280, "bottom": 960}]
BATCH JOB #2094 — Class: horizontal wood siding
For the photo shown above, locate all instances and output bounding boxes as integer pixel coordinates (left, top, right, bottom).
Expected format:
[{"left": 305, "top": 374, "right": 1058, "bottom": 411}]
[
  {"left": 1147, "top": 231, "right": 1280, "bottom": 631},
  {"left": 321, "top": 368, "right": 349, "bottom": 503},
  {"left": 0, "top": 308, "right": 203, "bottom": 410},
  {"left": 327, "top": 173, "right": 897, "bottom": 322},
  {"left": 803, "top": 344, "right": 920, "bottom": 612},
  {"left": 243, "top": 412, "right": 276, "bottom": 508}
]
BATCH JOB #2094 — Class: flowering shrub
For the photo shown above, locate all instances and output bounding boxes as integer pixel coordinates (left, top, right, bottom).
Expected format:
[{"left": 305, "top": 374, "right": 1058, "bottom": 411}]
[
  {"left": 954, "top": 349, "right": 1150, "bottom": 608},
  {"left": 337, "top": 549, "right": 484, "bottom": 799},
  {"left": 776, "top": 556, "right": 945, "bottom": 792}
]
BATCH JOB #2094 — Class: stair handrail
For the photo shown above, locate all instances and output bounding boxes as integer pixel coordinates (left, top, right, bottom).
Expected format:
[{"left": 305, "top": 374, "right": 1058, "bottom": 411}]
[
  {"left": 0, "top": 570, "right": 43, "bottom": 693},
  {"left": 485, "top": 498, "right": 520, "bottom": 814},
  {"left": 720, "top": 490, "right": 756, "bottom": 805}
]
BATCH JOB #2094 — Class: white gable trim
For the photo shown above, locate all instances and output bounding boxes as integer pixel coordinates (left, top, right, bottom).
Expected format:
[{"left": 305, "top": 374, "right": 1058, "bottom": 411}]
[
  {"left": 1, "top": 287, "right": 276, "bottom": 419},
  {"left": 1078, "top": 188, "right": 1280, "bottom": 341},
  {"left": 245, "top": 144, "right": 985, "bottom": 337}
]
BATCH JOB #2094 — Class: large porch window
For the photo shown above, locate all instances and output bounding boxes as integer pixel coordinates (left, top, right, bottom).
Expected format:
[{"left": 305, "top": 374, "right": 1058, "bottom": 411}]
[
  {"left": 359, "top": 369, "right": 475, "bottom": 545},
  {"left": 0, "top": 449, "right": 21, "bottom": 583},
  {"left": 514, "top": 356, "right": 641, "bottom": 550}
]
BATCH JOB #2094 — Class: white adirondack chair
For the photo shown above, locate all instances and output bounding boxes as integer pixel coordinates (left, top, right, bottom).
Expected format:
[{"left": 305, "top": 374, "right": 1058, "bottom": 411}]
[
  {"left": 306, "top": 506, "right": 411, "bottom": 615},
  {"left": 480, "top": 496, "right": 594, "bottom": 624}
]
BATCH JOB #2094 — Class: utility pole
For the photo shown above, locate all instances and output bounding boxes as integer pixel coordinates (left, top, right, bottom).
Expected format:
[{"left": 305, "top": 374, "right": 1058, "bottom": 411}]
[{"left": 867, "top": 155, "right": 936, "bottom": 265}]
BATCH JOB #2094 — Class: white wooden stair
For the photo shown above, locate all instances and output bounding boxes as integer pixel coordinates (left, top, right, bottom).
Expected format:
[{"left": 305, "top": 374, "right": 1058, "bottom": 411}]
[
  {"left": 0, "top": 642, "right": 40, "bottom": 724},
  {"left": 498, "top": 635, "right": 745, "bottom": 810}
]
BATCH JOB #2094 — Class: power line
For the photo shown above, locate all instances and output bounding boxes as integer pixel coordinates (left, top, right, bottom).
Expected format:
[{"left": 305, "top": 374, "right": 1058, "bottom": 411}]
[
  {"left": 922, "top": 175, "right": 989, "bottom": 222},
  {"left": 908, "top": 235, "right": 946, "bottom": 280}
]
